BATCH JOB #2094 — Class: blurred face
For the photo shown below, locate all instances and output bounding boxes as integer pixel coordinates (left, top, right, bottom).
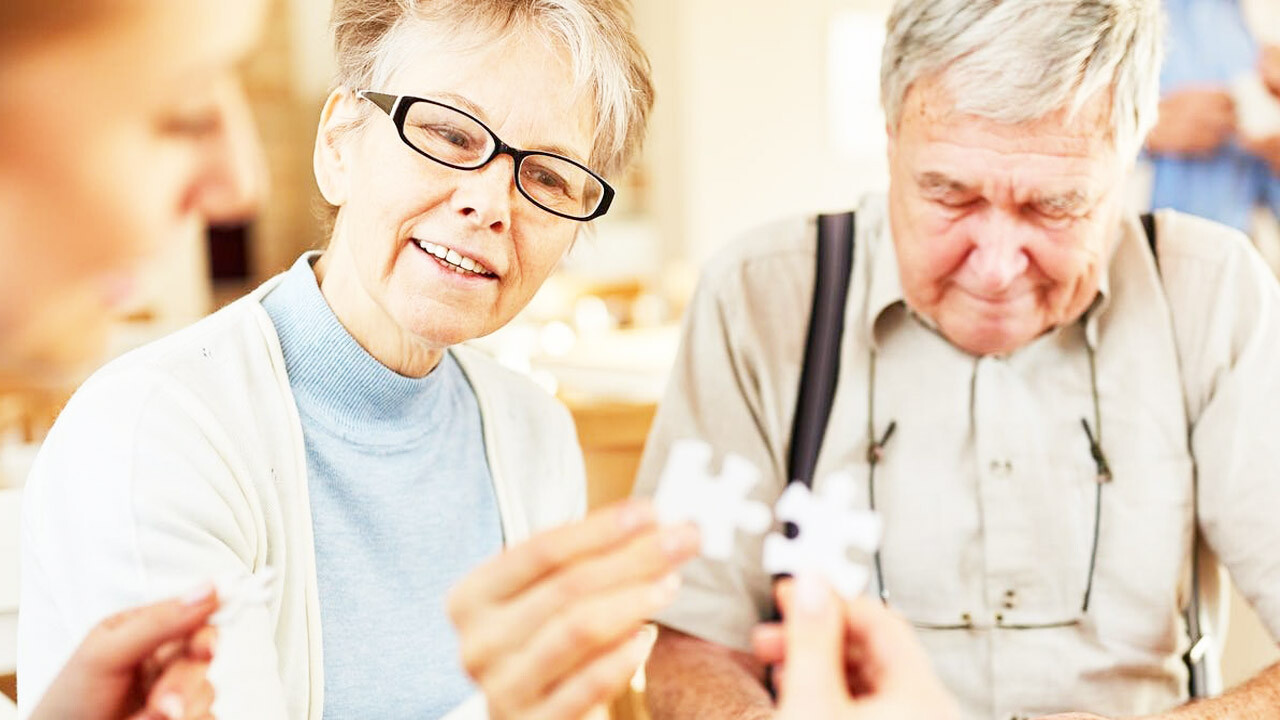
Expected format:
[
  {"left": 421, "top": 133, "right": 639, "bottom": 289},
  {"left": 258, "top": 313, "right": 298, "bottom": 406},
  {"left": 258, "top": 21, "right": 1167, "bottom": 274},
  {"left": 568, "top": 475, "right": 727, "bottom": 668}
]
[
  {"left": 886, "top": 76, "right": 1127, "bottom": 357},
  {"left": 313, "top": 23, "right": 596, "bottom": 375},
  {"left": 0, "top": 0, "right": 266, "bottom": 386}
]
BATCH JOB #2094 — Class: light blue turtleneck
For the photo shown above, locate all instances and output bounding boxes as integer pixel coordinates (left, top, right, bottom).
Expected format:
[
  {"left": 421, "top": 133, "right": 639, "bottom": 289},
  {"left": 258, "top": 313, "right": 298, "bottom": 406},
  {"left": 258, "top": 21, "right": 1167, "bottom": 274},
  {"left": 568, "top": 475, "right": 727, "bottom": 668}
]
[{"left": 262, "top": 254, "right": 502, "bottom": 718}]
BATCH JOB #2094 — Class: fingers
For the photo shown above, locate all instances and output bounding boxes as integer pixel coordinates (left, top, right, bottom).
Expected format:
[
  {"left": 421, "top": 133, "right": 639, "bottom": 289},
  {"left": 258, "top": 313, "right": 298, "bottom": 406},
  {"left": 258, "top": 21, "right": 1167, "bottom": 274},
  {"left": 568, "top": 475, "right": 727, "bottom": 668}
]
[
  {"left": 79, "top": 586, "right": 219, "bottom": 675},
  {"left": 521, "top": 629, "right": 654, "bottom": 720},
  {"left": 187, "top": 626, "right": 218, "bottom": 661},
  {"left": 457, "top": 522, "right": 697, "bottom": 675},
  {"left": 1149, "top": 88, "right": 1238, "bottom": 155},
  {"left": 143, "top": 657, "right": 214, "bottom": 720},
  {"left": 777, "top": 573, "right": 849, "bottom": 709},
  {"left": 1260, "top": 46, "right": 1280, "bottom": 96},
  {"left": 841, "top": 595, "right": 953, "bottom": 708},
  {"left": 480, "top": 574, "right": 679, "bottom": 707},
  {"left": 139, "top": 638, "right": 189, "bottom": 696},
  {"left": 750, "top": 623, "right": 785, "bottom": 666},
  {"left": 447, "top": 500, "right": 657, "bottom": 620}
]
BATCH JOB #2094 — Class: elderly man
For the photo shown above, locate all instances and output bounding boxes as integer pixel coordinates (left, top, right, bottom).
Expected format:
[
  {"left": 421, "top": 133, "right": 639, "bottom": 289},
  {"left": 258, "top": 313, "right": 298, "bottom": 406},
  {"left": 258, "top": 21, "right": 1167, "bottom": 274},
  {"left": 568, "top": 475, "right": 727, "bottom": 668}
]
[{"left": 635, "top": 1, "right": 1280, "bottom": 718}]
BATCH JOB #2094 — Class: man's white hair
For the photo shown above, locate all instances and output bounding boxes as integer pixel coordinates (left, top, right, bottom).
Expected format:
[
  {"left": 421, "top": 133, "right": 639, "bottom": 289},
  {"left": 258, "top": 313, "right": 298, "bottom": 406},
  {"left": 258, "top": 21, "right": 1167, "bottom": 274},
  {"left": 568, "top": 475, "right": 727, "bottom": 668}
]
[{"left": 880, "top": 0, "right": 1164, "bottom": 159}]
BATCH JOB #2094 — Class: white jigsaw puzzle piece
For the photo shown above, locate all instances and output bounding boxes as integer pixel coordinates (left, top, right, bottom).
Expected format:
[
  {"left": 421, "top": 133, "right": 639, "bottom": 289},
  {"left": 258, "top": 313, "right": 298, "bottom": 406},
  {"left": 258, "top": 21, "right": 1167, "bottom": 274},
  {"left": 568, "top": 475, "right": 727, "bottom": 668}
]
[
  {"left": 653, "top": 439, "right": 772, "bottom": 560},
  {"left": 763, "top": 473, "right": 882, "bottom": 597}
]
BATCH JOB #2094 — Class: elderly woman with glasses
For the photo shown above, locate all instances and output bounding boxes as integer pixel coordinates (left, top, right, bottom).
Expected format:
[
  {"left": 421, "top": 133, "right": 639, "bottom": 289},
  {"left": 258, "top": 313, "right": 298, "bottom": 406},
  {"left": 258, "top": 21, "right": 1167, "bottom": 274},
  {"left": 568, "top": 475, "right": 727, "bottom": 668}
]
[{"left": 19, "top": 1, "right": 699, "bottom": 718}]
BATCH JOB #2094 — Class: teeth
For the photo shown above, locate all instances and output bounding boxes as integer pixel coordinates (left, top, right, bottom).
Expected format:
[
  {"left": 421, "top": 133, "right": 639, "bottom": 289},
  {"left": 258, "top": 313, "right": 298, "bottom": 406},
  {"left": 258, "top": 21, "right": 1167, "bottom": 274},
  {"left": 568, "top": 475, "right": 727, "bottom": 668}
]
[{"left": 414, "top": 239, "right": 492, "bottom": 276}]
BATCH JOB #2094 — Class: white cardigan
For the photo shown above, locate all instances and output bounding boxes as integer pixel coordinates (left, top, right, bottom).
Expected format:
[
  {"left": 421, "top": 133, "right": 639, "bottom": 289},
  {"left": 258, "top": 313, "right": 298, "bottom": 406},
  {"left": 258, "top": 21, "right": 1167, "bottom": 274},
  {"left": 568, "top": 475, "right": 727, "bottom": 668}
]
[{"left": 18, "top": 275, "right": 586, "bottom": 719}]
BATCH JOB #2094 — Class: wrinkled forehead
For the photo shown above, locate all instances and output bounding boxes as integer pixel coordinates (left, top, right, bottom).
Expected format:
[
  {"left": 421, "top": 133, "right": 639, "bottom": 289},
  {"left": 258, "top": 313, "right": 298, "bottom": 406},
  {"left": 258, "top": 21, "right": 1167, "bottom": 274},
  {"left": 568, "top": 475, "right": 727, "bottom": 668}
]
[
  {"left": 895, "top": 75, "right": 1121, "bottom": 171},
  {"left": 375, "top": 18, "right": 598, "bottom": 160},
  {"left": 374, "top": 15, "right": 593, "bottom": 101}
]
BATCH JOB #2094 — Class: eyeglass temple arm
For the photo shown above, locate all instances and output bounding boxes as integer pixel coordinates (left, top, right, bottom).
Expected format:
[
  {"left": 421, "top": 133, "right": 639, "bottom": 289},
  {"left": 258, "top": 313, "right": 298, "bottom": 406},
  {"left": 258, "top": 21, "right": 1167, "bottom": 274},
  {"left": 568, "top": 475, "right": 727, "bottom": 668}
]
[{"left": 357, "top": 90, "right": 398, "bottom": 116}]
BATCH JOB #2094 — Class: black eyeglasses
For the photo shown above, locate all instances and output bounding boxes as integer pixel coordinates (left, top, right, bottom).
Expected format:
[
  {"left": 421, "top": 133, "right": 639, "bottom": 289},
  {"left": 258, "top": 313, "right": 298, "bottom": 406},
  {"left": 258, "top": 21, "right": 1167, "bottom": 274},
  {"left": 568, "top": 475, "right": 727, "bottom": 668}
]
[
  {"left": 358, "top": 90, "right": 614, "bottom": 221},
  {"left": 862, "top": 331, "right": 1111, "bottom": 631}
]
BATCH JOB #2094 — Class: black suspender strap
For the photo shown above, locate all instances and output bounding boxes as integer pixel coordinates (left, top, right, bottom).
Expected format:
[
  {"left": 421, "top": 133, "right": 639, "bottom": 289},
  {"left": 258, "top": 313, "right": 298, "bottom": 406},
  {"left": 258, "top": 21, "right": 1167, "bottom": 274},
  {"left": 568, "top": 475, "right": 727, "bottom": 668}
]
[
  {"left": 787, "top": 212, "right": 856, "bottom": 489},
  {"left": 767, "top": 211, "right": 855, "bottom": 698},
  {"left": 1141, "top": 211, "right": 1159, "bottom": 271},
  {"left": 1141, "top": 211, "right": 1210, "bottom": 700}
]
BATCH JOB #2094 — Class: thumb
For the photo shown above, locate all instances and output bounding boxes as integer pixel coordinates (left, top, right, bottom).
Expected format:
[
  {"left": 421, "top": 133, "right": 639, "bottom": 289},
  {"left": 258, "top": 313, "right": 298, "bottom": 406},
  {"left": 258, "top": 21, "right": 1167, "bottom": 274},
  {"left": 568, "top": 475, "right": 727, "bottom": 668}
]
[
  {"left": 777, "top": 573, "right": 849, "bottom": 712},
  {"left": 81, "top": 585, "right": 219, "bottom": 672}
]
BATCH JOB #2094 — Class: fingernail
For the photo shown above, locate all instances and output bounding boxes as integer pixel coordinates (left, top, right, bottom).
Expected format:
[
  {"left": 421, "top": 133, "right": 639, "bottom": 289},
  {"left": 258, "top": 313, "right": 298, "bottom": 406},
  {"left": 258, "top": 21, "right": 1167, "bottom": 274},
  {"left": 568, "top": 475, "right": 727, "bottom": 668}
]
[
  {"left": 155, "top": 692, "right": 184, "bottom": 719},
  {"left": 794, "top": 573, "right": 830, "bottom": 615},
  {"left": 181, "top": 582, "right": 216, "bottom": 606},
  {"left": 650, "top": 573, "right": 681, "bottom": 605}
]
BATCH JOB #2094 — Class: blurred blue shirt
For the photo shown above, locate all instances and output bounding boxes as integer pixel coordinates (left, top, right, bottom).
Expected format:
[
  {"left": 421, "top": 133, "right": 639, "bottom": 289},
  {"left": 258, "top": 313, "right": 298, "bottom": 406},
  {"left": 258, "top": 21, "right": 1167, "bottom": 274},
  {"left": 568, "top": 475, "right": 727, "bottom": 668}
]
[{"left": 1150, "top": 0, "right": 1280, "bottom": 231}]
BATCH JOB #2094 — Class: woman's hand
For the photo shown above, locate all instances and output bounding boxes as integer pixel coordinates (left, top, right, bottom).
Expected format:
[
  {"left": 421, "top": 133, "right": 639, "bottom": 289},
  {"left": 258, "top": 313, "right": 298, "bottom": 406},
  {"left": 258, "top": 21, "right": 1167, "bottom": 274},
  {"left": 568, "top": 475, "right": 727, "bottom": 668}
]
[
  {"left": 752, "top": 575, "right": 960, "bottom": 720},
  {"left": 1238, "top": 47, "right": 1280, "bottom": 174},
  {"left": 1261, "top": 45, "right": 1280, "bottom": 99},
  {"left": 1145, "top": 88, "right": 1237, "bottom": 156},
  {"left": 447, "top": 500, "right": 700, "bottom": 720},
  {"left": 29, "top": 587, "right": 219, "bottom": 720},
  {"left": 1241, "top": 133, "right": 1280, "bottom": 176}
]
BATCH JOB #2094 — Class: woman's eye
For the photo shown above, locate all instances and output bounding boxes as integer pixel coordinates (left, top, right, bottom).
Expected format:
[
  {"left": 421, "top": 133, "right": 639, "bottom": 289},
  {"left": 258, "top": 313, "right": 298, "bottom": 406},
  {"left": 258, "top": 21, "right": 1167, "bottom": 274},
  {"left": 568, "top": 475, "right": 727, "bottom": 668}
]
[
  {"left": 525, "top": 166, "right": 571, "bottom": 195},
  {"left": 535, "top": 171, "right": 564, "bottom": 189},
  {"left": 431, "top": 126, "right": 473, "bottom": 148}
]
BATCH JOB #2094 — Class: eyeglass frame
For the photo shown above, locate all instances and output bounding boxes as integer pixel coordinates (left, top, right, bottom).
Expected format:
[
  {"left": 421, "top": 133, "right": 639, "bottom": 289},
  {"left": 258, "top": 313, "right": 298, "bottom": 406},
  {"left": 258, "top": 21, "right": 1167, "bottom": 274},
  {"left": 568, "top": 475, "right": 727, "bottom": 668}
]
[
  {"left": 859, "top": 322, "right": 1111, "bottom": 632},
  {"left": 357, "top": 90, "right": 615, "bottom": 222}
]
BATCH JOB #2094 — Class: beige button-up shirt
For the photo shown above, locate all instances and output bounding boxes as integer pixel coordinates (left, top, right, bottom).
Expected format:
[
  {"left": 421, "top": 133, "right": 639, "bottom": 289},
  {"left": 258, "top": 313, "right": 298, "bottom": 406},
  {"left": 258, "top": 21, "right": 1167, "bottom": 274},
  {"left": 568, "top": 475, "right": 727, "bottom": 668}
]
[{"left": 634, "top": 195, "right": 1280, "bottom": 719}]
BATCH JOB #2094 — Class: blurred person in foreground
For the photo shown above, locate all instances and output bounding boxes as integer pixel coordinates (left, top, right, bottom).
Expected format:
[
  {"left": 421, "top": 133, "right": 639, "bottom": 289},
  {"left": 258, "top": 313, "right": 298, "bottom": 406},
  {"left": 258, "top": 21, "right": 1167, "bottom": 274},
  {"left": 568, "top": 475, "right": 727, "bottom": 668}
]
[
  {"left": 17, "top": 1, "right": 703, "bottom": 719},
  {"left": 635, "top": 0, "right": 1280, "bottom": 718},
  {"left": 0, "top": 1, "right": 267, "bottom": 718}
]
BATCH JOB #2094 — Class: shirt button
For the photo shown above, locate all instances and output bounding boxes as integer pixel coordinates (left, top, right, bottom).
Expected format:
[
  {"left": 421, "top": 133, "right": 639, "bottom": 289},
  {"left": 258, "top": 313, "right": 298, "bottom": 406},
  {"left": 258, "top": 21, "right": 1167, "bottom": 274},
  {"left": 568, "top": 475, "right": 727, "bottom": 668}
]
[{"left": 989, "top": 459, "right": 1013, "bottom": 475}]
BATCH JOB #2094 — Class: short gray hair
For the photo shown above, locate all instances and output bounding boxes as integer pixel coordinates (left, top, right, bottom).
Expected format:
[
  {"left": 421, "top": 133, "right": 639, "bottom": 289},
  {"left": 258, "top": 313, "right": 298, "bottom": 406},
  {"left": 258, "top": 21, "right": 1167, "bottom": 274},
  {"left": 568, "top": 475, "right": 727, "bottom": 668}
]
[{"left": 880, "top": 0, "right": 1163, "bottom": 159}]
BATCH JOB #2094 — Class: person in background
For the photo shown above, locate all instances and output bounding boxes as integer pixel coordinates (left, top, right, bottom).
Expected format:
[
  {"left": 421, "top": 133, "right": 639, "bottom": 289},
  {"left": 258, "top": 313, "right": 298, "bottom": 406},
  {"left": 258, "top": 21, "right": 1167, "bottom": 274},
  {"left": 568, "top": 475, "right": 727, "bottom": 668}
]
[
  {"left": 635, "top": 0, "right": 1280, "bottom": 717},
  {"left": 18, "top": 1, "right": 699, "bottom": 718},
  {"left": 1145, "top": 0, "right": 1280, "bottom": 232},
  {"left": 0, "top": 0, "right": 267, "bottom": 718},
  {"left": 1265, "top": 46, "right": 1280, "bottom": 97}
]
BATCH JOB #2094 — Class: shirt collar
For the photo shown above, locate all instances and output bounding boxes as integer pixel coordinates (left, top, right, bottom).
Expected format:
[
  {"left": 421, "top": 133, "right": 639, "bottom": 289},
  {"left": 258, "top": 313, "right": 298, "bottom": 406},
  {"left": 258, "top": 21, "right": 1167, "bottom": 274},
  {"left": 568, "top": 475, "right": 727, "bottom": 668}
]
[{"left": 862, "top": 221, "right": 911, "bottom": 349}]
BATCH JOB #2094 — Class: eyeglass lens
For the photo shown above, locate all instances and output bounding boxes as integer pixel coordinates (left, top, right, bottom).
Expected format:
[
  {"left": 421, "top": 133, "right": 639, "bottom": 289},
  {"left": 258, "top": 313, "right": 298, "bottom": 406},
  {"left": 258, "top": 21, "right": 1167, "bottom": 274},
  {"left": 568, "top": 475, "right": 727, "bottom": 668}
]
[{"left": 402, "top": 101, "right": 605, "bottom": 219}]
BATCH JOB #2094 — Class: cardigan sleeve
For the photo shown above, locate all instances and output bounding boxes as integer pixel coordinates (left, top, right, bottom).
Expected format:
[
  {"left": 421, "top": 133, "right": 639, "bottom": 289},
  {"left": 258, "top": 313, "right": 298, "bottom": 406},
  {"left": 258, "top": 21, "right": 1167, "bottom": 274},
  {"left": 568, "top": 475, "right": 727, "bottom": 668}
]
[{"left": 17, "top": 364, "right": 287, "bottom": 714}]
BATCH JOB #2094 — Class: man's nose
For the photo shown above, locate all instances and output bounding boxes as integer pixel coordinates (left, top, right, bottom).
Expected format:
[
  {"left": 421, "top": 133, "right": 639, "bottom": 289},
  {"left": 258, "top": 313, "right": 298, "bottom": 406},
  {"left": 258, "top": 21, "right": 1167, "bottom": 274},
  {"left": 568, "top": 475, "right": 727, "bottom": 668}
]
[
  {"left": 186, "top": 76, "right": 266, "bottom": 224},
  {"left": 967, "top": 213, "right": 1030, "bottom": 292}
]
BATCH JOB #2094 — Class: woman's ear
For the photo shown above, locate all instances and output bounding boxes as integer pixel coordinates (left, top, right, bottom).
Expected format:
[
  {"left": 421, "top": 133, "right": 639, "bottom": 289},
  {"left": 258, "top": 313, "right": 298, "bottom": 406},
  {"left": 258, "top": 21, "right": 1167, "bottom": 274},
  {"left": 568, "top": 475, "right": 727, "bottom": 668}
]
[{"left": 313, "top": 87, "right": 363, "bottom": 208}]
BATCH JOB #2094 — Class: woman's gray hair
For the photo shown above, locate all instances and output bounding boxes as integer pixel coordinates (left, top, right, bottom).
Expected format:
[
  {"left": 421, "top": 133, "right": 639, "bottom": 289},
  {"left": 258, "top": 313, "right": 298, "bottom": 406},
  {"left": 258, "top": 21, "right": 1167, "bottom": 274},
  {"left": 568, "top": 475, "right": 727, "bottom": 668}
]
[
  {"left": 880, "top": 0, "right": 1164, "bottom": 159},
  {"left": 331, "top": 0, "right": 653, "bottom": 181}
]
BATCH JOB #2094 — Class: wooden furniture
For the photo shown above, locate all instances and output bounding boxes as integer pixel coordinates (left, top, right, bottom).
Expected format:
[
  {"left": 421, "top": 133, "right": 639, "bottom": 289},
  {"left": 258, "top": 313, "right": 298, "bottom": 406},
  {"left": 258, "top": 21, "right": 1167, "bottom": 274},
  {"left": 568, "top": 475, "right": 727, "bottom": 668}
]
[
  {"left": 568, "top": 399, "right": 657, "bottom": 510},
  {"left": 566, "top": 398, "right": 658, "bottom": 720}
]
